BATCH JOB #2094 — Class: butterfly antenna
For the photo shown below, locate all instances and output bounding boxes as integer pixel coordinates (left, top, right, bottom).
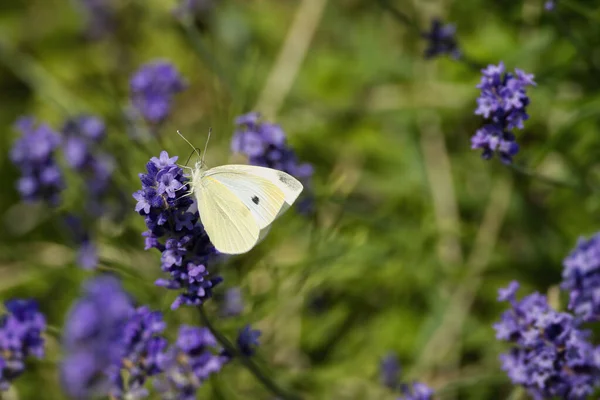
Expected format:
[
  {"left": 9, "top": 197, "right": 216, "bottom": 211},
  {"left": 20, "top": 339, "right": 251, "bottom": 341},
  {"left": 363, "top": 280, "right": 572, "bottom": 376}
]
[
  {"left": 201, "top": 127, "right": 212, "bottom": 165},
  {"left": 177, "top": 130, "right": 202, "bottom": 159}
]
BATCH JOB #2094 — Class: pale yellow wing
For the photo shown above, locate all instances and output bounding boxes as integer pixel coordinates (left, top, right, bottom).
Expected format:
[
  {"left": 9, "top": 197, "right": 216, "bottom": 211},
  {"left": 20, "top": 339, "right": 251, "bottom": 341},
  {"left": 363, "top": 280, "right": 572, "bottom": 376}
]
[
  {"left": 204, "top": 165, "right": 303, "bottom": 229},
  {"left": 196, "top": 176, "right": 260, "bottom": 255}
]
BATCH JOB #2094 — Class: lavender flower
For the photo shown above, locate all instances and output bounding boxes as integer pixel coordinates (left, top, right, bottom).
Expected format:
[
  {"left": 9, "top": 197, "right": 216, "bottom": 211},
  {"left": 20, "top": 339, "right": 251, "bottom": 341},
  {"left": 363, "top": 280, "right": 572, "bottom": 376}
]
[
  {"left": 422, "top": 19, "right": 460, "bottom": 59},
  {"left": 134, "top": 151, "right": 222, "bottom": 309},
  {"left": 10, "top": 117, "right": 64, "bottom": 206},
  {"left": 236, "top": 325, "right": 261, "bottom": 356},
  {"left": 397, "top": 383, "right": 434, "bottom": 400},
  {"left": 471, "top": 63, "right": 536, "bottom": 163},
  {"left": 154, "top": 325, "right": 228, "bottom": 399},
  {"left": 494, "top": 281, "right": 600, "bottom": 399},
  {"left": 231, "top": 112, "right": 314, "bottom": 212},
  {"left": 545, "top": 1, "right": 555, "bottom": 11},
  {"left": 130, "top": 61, "right": 187, "bottom": 124},
  {"left": 562, "top": 232, "right": 600, "bottom": 322},
  {"left": 62, "top": 115, "right": 113, "bottom": 201},
  {"left": 61, "top": 276, "right": 133, "bottom": 399},
  {"left": 379, "top": 352, "right": 433, "bottom": 399},
  {"left": 108, "top": 307, "right": 167, "bottom": 399},
  {"left": 0, "top": 299, "right": 46, "bottom": 391}
]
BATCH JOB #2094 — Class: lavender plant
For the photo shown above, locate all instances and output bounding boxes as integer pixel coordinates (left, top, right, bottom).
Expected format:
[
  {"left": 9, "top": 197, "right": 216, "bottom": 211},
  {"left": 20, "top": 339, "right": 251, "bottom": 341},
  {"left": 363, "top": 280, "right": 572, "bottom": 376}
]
[
  {"left": 471, "top": 63, "right": 536, "bottom": 164},
  {"left": 379, "top": 353, "right": 434, "bottom": 400},
  {"left": 10, "top": 117, "right": 64, "bottom": 206},
  {"left": 0, "top": 300, "right": 46, "bottom": 391},
  {"left": 562, "top": 233, "right": 600, "bottom": 322},
  {"left": 154, "top": 325, "right": 228, "bottom": 399},
  {"left": 133, "top": 151, "right": 222, "bottom": 310},
  {"left": 59, "top": 275, "right": 238, "bottom": 399},
  {"left": 422, "top": 19, "right": 460, "bottom": 59},
  {"left": 130, "top": 61, "right": 187, "bottom": 125},
  {"left": 495, "top": 281, "right": 600, "bottom": 399}
]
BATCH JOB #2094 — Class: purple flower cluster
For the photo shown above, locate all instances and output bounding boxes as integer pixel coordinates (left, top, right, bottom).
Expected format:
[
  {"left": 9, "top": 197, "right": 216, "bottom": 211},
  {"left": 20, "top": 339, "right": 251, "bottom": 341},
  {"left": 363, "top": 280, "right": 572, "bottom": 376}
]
[
  {"left": 61, "top": 276, "right": 134, "bottom": 399},
  {"left": 422, "top": 19, "right": 460, "bottom": 59},
  {"left": 379, "top": 353, "right": 434, "bottom": 400},
  {"left": 494, "top": 281, "right": 600, "bottom": 399},
  {"left": 130, "top": 61, "right": 187, "bottom": 124},
  {"left": 236, "top": 325, "right": 261, "bottom": 357},
  {"left": 61, "top": 275, "right": 230, "bottom": 399},
  {"left": 10, "top": 114, "right": 113, "bottom": 269},
  {"left": 108, "top": 306, "right": 167, "bottom": 399},
  {"left": 10, "top": 117, "right": 64, "bottom": 206},
  {"left": 561, "top": 232, "right": 600, "bottom": 322},
  {"left": 154, "top": 326, "right": 228, "bottom": 399},
  {"left": 62, "top": 115, "right": 114, "bottom": 213},
  {"left": 0, "top": 299, "right": 46, "bottom": 391},
  {"left": 397, "top": 383, "right": 435, "bottom": 400},
  {"left": 232, "top": 112, "right": 314, "bottom": 212},
  {"left": 471, "top": 62, "right": 536, "bottom": 164},
  {"left": 134, "top": 151, "right": 222, "bottom": 309}
]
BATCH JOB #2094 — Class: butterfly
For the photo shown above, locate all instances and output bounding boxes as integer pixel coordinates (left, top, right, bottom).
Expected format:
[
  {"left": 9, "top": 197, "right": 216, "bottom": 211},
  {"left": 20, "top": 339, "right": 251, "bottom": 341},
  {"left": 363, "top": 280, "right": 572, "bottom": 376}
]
[{"left": 179, "top": 130, "right": 303, "bottom": 255}]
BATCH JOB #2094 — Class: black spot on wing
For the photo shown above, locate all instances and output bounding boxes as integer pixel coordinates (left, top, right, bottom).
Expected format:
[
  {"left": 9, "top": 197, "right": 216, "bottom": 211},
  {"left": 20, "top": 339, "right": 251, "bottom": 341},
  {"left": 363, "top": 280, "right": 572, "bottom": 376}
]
[
  {"left": 278, "top": 172, "right": 293, "bottom": 185},
  {"left": 252, "top": 196, "right": 260, "bottom": 205}
]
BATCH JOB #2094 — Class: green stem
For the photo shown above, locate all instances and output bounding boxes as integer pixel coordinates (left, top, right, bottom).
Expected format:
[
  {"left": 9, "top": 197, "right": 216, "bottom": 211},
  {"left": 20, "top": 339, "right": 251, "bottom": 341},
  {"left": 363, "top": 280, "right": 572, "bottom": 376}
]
[{"left": 197, "top": 305, "right": 302, "bottom": 400}]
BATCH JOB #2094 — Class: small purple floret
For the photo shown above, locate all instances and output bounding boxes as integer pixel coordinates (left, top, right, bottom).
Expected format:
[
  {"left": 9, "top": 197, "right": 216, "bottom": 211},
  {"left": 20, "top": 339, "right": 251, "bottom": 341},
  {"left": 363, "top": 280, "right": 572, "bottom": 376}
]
[
  {"left": 130, "top": 61, "right": 187, "bottom": 124},
  {"left": 61, "top": 276, "right": 133, "bottom": 399},
  {"left": 378, "top": 352, "right": 434, "bottom": 399},
  {"left": 471, "top": 62, "right": 535, "bottom": 164},
  {"left": 236, "top": 325, "right": 261, "bottom": 356},
  {"left": 494, "top": 281, "right": 600, "bottom": 399},
  {"left": 562, "top": 232, "right": 600, "bottom": 322},
  {"left": 0, "top": 299, "right": 46, "bottom": 391},
  {"left": 422, "top": 19, "right": 460, "bottom": 59},
  {"left": 154, "top": 325, "right": 228, "bottom": 399},
  {"left": 108, "top": 306, "right": 168, "bottom": 399},
  {"left": 10, "top": 117, "right": 64, "bottom": 206}
]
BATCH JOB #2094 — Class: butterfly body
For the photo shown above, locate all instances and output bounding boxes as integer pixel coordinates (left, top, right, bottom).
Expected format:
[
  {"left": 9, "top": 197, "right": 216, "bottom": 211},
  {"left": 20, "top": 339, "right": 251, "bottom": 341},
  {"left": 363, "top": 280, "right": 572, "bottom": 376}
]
[{"left": 189, "top": 163, "right": 303, "bottom": 254}]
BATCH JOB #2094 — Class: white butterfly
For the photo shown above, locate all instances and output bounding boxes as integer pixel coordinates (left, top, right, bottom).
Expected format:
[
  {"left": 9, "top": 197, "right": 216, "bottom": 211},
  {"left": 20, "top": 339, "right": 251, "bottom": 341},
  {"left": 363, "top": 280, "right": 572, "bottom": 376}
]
[{"left": 179, "top": 130, "right": 303, "bottom": 255}]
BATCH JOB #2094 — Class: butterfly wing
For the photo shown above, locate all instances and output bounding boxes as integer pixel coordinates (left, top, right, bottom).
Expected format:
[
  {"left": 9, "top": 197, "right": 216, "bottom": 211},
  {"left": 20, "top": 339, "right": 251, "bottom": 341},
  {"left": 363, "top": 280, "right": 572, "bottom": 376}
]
[
  {"left": 204, "top": 165, "right": 303, "bottom": 229},
  {"left": 196, "top": 175, "right": 260, "bottom": 255}
]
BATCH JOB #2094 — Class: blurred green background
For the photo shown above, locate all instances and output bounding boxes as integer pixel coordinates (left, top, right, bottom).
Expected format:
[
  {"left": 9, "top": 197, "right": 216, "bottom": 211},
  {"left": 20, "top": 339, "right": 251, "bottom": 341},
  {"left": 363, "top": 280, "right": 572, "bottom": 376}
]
[{"left": 1, "top": 0, "right": 600, "bottom": 399}]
